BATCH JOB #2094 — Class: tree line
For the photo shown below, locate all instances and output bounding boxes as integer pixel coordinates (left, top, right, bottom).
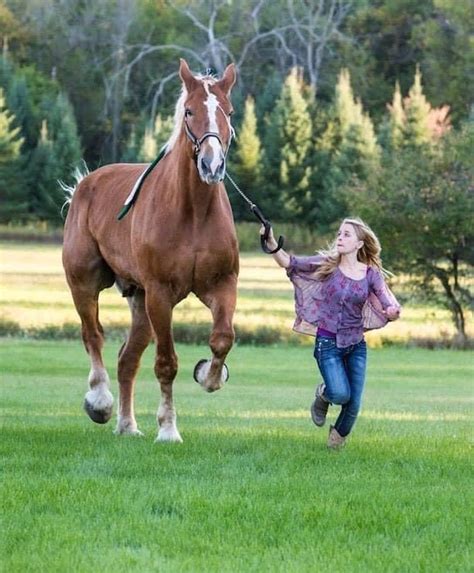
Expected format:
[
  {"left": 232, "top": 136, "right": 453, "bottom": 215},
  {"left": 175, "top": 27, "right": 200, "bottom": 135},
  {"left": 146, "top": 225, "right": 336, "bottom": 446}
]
[{"left": 0, "top": 0, "right": 472, "bottom": 341}]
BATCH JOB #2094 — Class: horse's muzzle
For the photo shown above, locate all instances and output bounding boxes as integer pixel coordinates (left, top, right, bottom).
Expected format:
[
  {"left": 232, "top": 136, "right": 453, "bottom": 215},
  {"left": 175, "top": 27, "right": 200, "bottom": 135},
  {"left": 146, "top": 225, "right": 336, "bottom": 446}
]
[{"left": 198, "top": 154, "right": 226, "bottom": 185}]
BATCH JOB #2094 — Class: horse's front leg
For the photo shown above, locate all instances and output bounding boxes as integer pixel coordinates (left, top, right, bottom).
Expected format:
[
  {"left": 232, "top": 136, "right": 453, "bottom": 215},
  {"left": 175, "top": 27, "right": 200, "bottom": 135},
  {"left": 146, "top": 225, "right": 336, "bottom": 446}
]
[
  {"left": 195, "top": 275, "right": 237, "bottom": 393},
  {"left": 145, "top": 284, "right": 182, "bottom": 443}
]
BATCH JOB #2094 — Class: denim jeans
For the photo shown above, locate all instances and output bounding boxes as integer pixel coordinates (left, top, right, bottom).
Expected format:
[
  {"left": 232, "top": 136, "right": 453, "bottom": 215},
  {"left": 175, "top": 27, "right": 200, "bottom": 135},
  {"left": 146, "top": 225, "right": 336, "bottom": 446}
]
[{"left": 314, "top": 336, "right": 367, "bottom": 437}]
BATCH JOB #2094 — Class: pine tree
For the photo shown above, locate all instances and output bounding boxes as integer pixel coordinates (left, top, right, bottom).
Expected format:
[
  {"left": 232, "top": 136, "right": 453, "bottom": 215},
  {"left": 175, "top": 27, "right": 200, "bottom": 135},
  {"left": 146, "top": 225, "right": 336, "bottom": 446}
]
[
  {"left": 314, "top": 69, "right": 380, "bottom": 230},
  {"left": 48, "top": 92, "right": 82, "bottom": 174},
  {"left": 404, "top": 66, "right": 431, "bottom": 147},
  {"left": 0, "top": 87, "right": 27, "bottom": 222},
  {"left": 230, "top": 95, "right": 262, "bottom": 220},
  {"left": 385, "top": 68, "right": 452, "bottom": 152},
  {"left": 27, "top": 120, "right": 60, "bottom": 221},
  {"left": 23, "top": 92, "right": 82, "bottom": 222},
  {"left": 387, "top": 81, "right": 405, "bottom": 149},
  {"left": 277, "top": 68, "right": 313, "bottom": 221},
  {"left": 139, "top": 123, "right": 157, "bottom": 162},
  {"left": 138, "top": 114, "right": 173, "bottom": 162},
  {"left": 235, "top": 96, "right": 261, "bottom": 174}
]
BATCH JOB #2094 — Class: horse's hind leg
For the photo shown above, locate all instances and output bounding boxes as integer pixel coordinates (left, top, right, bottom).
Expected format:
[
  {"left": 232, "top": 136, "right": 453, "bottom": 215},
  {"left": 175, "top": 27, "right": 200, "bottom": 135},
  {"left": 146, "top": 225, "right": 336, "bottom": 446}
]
[
  {"left": 64, "top": 245, "right": 115, "bottom": 424},
  {"left": 115, "top": 289, "right": 152, "bottom": 436},
  {"left": 70, "top": 287, "right": 114, "bottom": 423}
]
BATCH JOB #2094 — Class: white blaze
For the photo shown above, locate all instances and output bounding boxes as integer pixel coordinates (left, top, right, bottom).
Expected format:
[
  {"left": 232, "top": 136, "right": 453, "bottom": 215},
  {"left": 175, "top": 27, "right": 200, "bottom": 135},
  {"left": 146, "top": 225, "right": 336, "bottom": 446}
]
[{"left": 203, "top": 83, "right": 223, "bottom": 174}]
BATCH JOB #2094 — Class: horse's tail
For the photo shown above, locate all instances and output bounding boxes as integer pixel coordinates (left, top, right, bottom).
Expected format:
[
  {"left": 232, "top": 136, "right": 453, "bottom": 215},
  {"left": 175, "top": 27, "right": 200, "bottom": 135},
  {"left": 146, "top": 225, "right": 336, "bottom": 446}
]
[{"left": 59, "top": 161, "right": 90, "bottom": 218}]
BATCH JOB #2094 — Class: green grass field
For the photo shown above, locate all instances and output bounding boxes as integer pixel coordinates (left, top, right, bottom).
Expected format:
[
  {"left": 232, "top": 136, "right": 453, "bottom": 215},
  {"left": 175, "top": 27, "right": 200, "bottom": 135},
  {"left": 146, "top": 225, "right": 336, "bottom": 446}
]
[
  {"left": 1, "top": 339, "right": 472, "bottom": 572},
  {"left": 1, "top": 241, "right": 472, "bottom": 345}
]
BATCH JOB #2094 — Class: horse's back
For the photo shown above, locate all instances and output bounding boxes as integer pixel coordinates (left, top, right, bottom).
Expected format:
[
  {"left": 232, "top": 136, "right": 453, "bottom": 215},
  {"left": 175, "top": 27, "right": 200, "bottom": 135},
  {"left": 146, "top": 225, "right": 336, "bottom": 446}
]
[{"left": 70, "top": 163, "right": 147, "bottom": 210}]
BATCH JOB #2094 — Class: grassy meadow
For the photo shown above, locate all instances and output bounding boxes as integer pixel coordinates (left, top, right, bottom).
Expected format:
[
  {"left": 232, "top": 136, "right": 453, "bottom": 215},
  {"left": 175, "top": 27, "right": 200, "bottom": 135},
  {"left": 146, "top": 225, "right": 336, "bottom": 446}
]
[
  {"left": 1, "top": 339, "right": 473, "bottom": 572},
  {"left": 1, "top": 240, "right": 473, "bottom": 571},
  {"left": 1, "top": 241, "right": 472, "bottom": 345}
]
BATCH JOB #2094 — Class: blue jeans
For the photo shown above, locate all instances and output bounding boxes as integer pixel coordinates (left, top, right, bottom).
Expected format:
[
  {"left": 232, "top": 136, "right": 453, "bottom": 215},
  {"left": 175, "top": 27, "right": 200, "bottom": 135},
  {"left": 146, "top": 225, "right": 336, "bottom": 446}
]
[{"left": 314, "top": 336, "right": 367, "bottom": 437}]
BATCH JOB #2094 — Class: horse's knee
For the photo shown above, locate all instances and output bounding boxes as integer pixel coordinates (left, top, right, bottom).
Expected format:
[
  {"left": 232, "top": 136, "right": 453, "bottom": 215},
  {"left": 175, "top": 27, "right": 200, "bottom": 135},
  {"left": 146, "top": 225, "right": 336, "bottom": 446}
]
[
  {"left": 210, "top": 329, "right": 234, "bottom": 358},
  {"left": 154, "top": 354, "right": 178, "bottom": 382}
]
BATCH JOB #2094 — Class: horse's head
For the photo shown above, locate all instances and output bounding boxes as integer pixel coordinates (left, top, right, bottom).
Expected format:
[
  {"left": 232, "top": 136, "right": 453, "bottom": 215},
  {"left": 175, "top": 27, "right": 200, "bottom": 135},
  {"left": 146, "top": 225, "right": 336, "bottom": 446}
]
[{"left": 179, "top": 59, "right": 236, "bottom": 185}]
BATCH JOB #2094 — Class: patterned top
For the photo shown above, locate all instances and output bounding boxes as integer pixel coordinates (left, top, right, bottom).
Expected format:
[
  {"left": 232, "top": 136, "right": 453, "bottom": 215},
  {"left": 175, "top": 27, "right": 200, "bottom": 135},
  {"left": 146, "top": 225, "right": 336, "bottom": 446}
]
[{"left": 286, "top": 254, "right": 400, "bottom": 348}]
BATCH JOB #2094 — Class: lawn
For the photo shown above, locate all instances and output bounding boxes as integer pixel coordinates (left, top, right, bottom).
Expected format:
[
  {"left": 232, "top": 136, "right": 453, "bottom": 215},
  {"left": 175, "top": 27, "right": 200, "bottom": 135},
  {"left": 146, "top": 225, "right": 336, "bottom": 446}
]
[
  {"left": 1, "top": 241, "right": 472, "bottom": 345},
  {"left": 1, "top": 339, "right": 472, "bottom": 572}
]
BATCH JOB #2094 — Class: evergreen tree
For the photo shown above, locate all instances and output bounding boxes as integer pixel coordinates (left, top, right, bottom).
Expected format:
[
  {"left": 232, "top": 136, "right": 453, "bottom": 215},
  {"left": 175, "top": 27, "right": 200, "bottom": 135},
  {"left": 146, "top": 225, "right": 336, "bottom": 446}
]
[
  {"left": 138, "top": 114, "right": 173, "bottom": 162},
  {"left": 6, "top": 73, "right": 35, "bottom": 149},
  {"left": 47, "top": 92, "right": 82, "bottom": 175},
  {"left": 261, "top": 105, "right": 283, "bottom": 220},
  {"left": 404, "top": 66, "right": 431, "bottom": 147},
  {"left": 313, "top": 68, "right": 380, "bottom": 230},
  {"left": 27, "top": 120, "right": 61, "bottom": 221},
  {"left": 139, "top": 123, "right": 157, "bottom": 162},
  {"left": 387, "top": 81, "right": 405, "bottom": 149},
  {"left": 0, "top": 87, "right": 26, "bottom": 222},
  {"left": 384, "top": 69, "right": 452, "bottom": 152},
  {"left": 229, "top": 95, "right": 262, "bottom": 221},
  {"left": 276, "top": 67, "right": 313, "bottom": 222}
]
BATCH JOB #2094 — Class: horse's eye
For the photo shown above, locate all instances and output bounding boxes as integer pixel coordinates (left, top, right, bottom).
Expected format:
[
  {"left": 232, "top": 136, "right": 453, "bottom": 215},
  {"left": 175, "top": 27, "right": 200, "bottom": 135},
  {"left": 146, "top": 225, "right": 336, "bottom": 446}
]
[
  {"left": 228, "top": 110, "right": 234, "bottom": 117},
  {"left": 185, "top": 109, "right": 193, "bottom": 118}
]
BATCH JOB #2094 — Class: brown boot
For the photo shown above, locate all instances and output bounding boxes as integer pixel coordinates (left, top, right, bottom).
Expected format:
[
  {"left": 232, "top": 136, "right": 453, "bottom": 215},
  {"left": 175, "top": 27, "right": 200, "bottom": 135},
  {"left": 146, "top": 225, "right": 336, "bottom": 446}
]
[
  {"left": 327, "top": 425, "right": 346, "bottom": 450},
  {"left": 310, "top": 383, "right": 329, "bottom": 427}
]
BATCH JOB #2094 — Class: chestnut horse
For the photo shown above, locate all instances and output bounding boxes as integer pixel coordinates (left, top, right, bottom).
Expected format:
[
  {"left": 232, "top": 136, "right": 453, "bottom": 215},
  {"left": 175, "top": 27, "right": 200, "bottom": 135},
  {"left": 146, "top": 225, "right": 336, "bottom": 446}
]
[{"left": 63, "top": 60, "right": 238, "bottom": 442}]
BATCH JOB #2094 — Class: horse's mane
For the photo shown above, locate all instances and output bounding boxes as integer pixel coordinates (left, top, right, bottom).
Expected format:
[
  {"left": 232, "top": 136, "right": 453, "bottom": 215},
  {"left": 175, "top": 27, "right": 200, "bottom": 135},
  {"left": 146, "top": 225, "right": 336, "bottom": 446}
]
[{"left": 163, "top": 74, "right": 218, "bottom": 156}]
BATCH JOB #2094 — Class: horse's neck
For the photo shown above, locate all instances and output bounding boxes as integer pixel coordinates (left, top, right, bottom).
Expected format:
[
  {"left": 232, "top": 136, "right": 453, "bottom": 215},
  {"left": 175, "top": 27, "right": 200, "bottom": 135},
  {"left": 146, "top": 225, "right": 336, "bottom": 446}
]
[{"left": 166, "top": 146, "right": 221, "bottom": 222}]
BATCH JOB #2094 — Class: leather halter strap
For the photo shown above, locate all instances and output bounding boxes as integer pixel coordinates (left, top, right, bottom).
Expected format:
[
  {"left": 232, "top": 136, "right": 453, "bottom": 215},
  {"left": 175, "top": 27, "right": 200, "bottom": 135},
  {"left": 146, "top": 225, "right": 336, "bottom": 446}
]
[{"left": 184, "top": 119, "right": 224, "bottom": 155}]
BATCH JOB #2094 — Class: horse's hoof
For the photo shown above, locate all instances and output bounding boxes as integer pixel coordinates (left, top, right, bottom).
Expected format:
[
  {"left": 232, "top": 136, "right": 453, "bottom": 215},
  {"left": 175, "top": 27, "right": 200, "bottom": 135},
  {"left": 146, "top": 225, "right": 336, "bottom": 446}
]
[
  {"left": 84, "top": 399, "right": 113, "bottom": 424},
  {"left": 114, "top": 428, "right": 144, "bottom": 437},
  {"left": 193, "top": 359, "right": 229, "bottom": 385},
  {"left": 155, "top": 428, "right": 183, "bottom": 443}
]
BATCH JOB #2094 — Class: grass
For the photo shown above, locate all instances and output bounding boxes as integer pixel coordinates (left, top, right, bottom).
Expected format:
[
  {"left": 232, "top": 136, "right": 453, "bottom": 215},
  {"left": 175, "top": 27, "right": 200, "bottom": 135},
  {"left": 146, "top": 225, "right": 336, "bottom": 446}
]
[
  {"left": 1, "top": 241, "right": 472, "bottom": 346},
  {"left": 1, "top": 339, "right": 473, "bottom": 572}
]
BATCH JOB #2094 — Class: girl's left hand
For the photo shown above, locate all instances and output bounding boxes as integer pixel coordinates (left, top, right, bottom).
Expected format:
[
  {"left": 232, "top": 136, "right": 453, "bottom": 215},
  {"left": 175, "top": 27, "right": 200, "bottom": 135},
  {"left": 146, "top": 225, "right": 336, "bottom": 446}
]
[{"left": 385, "top": 305, "right": 401, "bottom": 320}]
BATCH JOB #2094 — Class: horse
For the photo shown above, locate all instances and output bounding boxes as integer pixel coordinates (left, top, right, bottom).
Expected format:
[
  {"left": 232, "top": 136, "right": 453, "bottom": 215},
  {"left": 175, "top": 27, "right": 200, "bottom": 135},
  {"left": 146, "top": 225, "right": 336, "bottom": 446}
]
[{"left": 62, "top": 59, "right": 238, "bottom": 443}]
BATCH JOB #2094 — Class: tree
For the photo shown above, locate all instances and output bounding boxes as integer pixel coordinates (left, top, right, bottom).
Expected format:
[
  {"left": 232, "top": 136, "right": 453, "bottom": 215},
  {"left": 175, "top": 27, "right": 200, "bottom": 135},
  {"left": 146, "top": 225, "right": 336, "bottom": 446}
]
[
  {"left": 385, "top": 68, "right": 451, "bottom": 150},
  {"left": 229, "top": 95, "right": 263, "bottom": 220},
  {"left": 46, "top": 92, "right": 82, "bottom": 175},
  {"left": 276, "top": 67, "right": 313, "bottom": 221},
  {"left": 27, "top": 120, "right": 60, "bottom": 221},
  {"left": 137, "top": 113, "right": 173, "bottom": 162},
  {"left": 313, "top": 68, "right": 379, "bottom": 230},
  {"left": 356, "top": 122, "right": 474, "bottom": 344},
  {"left": 25, "top": 91, "right": 82, "bottom": 223},
  {"left": 387, "top": 81, "right": 405, "bottom": 150},
  {"left": 0, "top": 87, "right": 26, "bottom": 222},
  {"left": 404, "top": 66, "right": 431, "bottom": 147}
]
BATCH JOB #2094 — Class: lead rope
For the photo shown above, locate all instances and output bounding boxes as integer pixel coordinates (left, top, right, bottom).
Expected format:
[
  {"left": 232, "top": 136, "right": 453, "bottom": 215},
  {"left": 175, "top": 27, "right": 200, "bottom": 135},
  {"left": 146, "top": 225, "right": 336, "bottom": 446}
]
[{"left": 225, "top": 173, "right": 284, "bottom": 254}]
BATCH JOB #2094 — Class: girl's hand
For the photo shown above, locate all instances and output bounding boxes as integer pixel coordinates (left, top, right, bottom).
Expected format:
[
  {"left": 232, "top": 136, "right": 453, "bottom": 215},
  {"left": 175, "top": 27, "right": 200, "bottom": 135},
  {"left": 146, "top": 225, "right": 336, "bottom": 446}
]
[
  {"left": 385, "top": 305, "right": 401, "bottom": 320},
  {"left": 259, "top": 225, "right": 277, "bottom": 249}
]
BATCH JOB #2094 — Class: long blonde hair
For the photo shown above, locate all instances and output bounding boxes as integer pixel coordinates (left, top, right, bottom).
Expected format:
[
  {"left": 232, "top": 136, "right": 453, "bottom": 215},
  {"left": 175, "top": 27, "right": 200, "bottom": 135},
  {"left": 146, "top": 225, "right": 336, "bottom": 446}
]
[{"left": 314, "top": 217, "right": 386, "bottom": 281}]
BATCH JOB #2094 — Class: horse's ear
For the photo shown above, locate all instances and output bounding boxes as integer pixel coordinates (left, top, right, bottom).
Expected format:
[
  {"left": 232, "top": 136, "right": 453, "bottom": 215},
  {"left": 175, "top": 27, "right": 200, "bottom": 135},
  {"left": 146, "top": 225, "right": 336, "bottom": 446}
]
[
  {"left": 217, "top": 63, "right": 236, "bottom": 96},
  {"left": 179, "top": 59, "right": 198, "bottom": 92}
]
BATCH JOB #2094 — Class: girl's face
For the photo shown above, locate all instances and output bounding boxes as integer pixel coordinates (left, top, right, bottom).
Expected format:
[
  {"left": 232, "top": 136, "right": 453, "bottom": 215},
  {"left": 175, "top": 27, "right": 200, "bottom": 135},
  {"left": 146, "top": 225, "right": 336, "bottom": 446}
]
[{"left": 336, "top": 223, "right": 363, "bottom": 255}]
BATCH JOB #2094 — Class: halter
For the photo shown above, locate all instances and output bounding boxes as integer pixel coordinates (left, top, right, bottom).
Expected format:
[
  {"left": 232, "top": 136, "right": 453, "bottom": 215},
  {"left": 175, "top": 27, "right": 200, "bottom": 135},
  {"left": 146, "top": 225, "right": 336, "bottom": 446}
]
[
  {"left": 184, "top": 118, "right": 224, "bottom": 156},
  {"left": 183, "top": 110, "right": 233, "bottom": 159}
]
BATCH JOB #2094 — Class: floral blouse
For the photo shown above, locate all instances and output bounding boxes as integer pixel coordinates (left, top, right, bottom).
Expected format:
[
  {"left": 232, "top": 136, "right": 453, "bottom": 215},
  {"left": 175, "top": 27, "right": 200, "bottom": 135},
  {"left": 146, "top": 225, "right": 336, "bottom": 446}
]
[{"left": 286, "top": 254, "right": 400, "bottom": 348}]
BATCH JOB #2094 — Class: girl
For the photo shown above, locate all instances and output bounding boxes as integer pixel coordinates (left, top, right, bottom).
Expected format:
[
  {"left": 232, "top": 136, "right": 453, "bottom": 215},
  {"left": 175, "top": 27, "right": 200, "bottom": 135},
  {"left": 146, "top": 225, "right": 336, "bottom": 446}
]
[{"left": 262, "top": 217, "right": 401, "bottom": 449}]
